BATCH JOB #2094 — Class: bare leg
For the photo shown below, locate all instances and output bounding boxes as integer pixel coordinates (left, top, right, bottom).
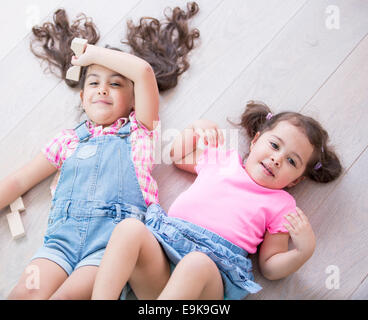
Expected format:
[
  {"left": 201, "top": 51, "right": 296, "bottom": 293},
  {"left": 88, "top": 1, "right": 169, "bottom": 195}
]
[
  {"left": 158, "top": 251, "right": 224, "bottom": 300},
  {"left": 92, "top": 218, "right": 171, "bottom": 300},
  {"left": 50, "top": 265, "right": 98, "bottom": 300},
  {"left": 7, "top": 258, "right": 68, "bottom": 300}
]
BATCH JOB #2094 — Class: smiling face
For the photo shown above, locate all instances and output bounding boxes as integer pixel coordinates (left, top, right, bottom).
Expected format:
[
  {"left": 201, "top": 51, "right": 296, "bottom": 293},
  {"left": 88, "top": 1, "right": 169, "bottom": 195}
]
[
  {"left": 80, "top": 64, "right": 134, "bottom": 126},
  {"left": 245, "top": 120, "right": 315, "bottom": 189}
]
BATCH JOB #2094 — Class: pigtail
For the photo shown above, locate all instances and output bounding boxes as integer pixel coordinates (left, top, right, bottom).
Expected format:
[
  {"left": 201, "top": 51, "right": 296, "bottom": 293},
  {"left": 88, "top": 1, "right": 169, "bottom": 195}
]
[
  {"left": 125, "top": 2, "right": 200, "bottom": 91},
  {"left": 30, "top": 9, "right": 100, "bottom": 88},
  {"left": 239, "top": 100, "right": 272, "bottom": 139},
  {"left": 306, "top": 146, "right": 342, "bottom": 183}
]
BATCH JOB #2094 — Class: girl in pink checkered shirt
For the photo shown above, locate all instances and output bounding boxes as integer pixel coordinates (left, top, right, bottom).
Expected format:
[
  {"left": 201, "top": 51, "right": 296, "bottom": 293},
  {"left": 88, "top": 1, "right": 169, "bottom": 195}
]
[{"left": 1, "top": 4, "right": 200, "bottom": 299}]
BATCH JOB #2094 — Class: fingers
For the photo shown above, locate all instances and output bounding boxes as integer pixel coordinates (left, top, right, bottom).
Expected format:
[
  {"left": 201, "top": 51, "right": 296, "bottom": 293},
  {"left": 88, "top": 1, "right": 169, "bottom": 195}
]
[
  {"left": 194, "top": 127, "right": 224, "bottom": 147},
  {"left": 71, "top": 56, "right": 78, "bottom": 66},
  {"left": 70, "top": 44, "right": 91, "bottom": 66},
  {"left": 286, "top": 212, "right": 301, "bottom": 226},
  {"left": 295, "top": 207, "right": 308, "bottom": 223},
  {"left": 283, "top": 208, "right": 309, "bottom": 233},
  {"left": 71, "top": 55, "right": 83, "bottom": 67}
]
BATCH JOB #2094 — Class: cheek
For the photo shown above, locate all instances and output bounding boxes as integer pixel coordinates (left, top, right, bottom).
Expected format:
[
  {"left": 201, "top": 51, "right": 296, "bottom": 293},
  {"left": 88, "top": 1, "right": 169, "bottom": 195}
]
[
  {"left": 249, "top": 143, "right": 266, "bottom": 160},
  {"left": 117, "top": 90, "right": 134, "bottom": 107},
  {"left": 81, "top": 89, "right": 92, "bottom": 103}
]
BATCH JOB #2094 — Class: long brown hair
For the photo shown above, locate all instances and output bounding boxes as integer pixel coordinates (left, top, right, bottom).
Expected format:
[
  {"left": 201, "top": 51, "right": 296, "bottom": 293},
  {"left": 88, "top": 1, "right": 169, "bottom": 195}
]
[
  {"left": 30, "top": 2, "right": 200, "bottom": 91},
  {"left": 238, "top": 101, "right": 342, "bottom": 183}
]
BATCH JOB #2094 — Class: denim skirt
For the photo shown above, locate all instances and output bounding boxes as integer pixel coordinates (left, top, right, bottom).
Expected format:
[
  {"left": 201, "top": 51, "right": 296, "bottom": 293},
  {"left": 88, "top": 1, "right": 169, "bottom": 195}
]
[{"left": 145, "top": 204, "right": 262, "bottom": 300}]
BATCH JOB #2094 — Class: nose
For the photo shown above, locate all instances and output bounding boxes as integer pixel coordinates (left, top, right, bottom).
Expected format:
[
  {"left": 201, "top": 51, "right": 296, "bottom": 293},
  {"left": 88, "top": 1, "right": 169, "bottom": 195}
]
[
  {"left": 98, "top": 86, "right": 108, "bottom": 96},
  {"left": 271, "top": 155, "right": 281, "bottom": 167}
]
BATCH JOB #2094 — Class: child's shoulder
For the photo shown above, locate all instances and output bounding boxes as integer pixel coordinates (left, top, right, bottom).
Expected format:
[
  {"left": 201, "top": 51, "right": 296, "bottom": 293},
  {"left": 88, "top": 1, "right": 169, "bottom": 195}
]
[
  {"left": 274, "top": 188, "right": 297, "bottom": 211},
  {"left": 129, "top": 111, "right": 158, "bottom": 137},
  {"left": 45, "top": 127, "right": 78, "bottom": 148},
  {"left": 56, "top": 128, "right": 78, "bottom": 140}
]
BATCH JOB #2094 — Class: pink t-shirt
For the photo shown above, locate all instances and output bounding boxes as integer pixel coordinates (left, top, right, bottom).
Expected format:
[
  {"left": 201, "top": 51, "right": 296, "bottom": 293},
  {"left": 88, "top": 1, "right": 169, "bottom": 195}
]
[{"left": 168, "top": 147, "right": 296, "bottom": 254}]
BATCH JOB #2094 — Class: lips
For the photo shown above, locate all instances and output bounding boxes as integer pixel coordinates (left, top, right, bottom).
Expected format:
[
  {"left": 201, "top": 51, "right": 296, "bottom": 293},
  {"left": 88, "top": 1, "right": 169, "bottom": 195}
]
[
  {"left": 93, "top": 100, "right": 112, "bottom": 105},
  {"left": 261, "top": 162, "right": 275, "bottom": 177}
]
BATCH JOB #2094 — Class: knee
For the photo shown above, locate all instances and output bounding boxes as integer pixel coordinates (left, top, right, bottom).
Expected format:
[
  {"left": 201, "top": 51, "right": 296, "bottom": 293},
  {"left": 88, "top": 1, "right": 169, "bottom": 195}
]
[
  {"left": 181, "top": 252, "right": 217, "bottom": 275},
  {"left": 111, "top": 218, "right": 146, "bottom": 241},
  {"left": 8, "top": 283, "right": 43, "bottom": 300}
]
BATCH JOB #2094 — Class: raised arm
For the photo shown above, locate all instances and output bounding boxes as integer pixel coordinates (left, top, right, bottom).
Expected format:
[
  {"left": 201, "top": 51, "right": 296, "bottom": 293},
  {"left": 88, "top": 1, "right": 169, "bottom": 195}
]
[
  {"left": 0, "top": 153, "right": 57, "bottom": 211},
  {"left": 72, "top": 44, "right": 159, "bottom": 131}
]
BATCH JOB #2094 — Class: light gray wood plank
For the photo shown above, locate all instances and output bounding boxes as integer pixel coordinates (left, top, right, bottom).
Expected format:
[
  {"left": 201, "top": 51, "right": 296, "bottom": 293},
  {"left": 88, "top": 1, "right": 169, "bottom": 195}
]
[
  {"left": 0, "top": 0, "right": 64, "bottom": 61},
  {"left": 350, "top": 273, "right": 368, "bottom": 299},
  {"left": 157, "top": 0, "right": 308, "bottom": 133}
]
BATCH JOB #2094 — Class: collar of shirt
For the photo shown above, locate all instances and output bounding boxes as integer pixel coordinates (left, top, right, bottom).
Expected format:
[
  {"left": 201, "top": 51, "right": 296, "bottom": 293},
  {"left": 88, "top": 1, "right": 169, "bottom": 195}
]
[{"left": 86, "top": 117, "right": 129, "bottom": 137}]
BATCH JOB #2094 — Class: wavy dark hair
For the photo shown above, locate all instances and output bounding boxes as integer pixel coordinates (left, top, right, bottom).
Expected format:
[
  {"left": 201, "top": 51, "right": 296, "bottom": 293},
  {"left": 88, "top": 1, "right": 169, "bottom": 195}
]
[
  {"left": 30, "top": 2, "right": 200, "bottom": 91},
  {"left": 237, "top": 100, "right": 342, "bottom": 184}
]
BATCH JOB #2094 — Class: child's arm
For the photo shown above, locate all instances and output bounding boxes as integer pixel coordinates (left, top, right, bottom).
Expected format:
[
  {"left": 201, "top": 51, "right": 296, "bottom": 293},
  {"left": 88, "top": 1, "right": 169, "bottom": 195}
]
[
  {"left": 72, "top": 44, "right": 159, "bottom": 131},
  {"left": 258, "top": 208, "right": 316, "bottom": 280},
  {"left": 170, "top": 119, "right": 224, "bottom": 174},
  {"left": 0, "top": 153, "right": 57, "bottom": 211}
]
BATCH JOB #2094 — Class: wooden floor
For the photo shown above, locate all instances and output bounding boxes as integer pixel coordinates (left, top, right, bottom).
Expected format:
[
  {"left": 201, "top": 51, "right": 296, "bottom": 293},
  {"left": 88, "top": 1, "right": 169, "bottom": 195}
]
[{"left": 0, "top": 0, "right": 367, "bottom": 299}]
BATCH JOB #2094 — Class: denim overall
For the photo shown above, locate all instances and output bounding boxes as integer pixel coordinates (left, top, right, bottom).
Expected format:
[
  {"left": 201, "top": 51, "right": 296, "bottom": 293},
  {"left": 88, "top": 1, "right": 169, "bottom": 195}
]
[{"left": 32, "top": 120, "right": 147, "bottom": 279}]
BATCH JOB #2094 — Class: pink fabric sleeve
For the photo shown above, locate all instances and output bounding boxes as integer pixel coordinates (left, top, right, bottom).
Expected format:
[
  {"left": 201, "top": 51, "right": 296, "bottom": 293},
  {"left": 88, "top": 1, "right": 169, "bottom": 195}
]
[
  {"left": 267, "top": 198, "right": 297, "bottom": 234},
  {"left": 129, "top": 111, "right": 160, "bottom": 206},
  {"left": 129, "top": 111, "right": 159, "bottom": 139},
  {"left": 41, "top": 129, "right": 77, "bottom": 169}
]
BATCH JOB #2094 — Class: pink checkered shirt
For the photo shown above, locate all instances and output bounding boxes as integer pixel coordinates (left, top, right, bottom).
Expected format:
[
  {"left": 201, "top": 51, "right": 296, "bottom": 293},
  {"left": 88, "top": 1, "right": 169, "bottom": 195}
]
[{"left": 42, "top": 112, "right": 159, "bottom": 206}]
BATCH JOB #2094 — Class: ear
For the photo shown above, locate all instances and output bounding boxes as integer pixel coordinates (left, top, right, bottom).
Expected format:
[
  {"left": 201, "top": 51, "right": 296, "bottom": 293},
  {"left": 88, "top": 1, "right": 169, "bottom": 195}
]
[
  {"left": 250, "top": 132, "right": 261, "bottom": 151},
  {"left": 286, "top": 176, "right": 306, "bottom": 188}
]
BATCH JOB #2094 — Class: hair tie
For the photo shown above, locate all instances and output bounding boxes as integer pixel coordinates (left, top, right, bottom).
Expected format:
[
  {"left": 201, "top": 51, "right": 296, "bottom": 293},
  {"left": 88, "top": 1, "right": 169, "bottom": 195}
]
[
  {"left": 266, "top": 112, "right": 273, "bottom": 120},
  {"left": 314, "top": 146, "right": 325, "bottom": 170},
  {"left": 314, "top": 162, "right": 322, "bottom": 170}
]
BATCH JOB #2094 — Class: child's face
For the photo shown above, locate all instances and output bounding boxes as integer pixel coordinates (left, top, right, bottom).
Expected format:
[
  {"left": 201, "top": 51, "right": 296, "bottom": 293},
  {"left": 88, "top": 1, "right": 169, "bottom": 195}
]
[
  {"left": 80, "top": 64, "right": 134, "bottom": 126},
  {"left": 245, "top": 121, "right": 314, "bottom": 189}
]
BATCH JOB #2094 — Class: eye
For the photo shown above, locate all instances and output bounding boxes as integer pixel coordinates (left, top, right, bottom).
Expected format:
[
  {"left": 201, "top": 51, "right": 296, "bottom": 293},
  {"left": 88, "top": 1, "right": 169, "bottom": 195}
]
[
  {"left": 110, "top": 82, "right": 121, "bottom": 87},
  {"left": 89, "top": 81, "right": 98, "bottom": 86},
  {"left": 288, "top": 158, "right": 296, "bottom": 167},
  {"left": 270, "top": 142, "right": 279, "bottom": 150}
]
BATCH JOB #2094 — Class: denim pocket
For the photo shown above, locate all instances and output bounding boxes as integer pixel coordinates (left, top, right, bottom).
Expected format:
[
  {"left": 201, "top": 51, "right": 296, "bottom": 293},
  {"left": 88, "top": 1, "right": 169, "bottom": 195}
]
[
  {"left": 76, "top": 144, "right": 98, "bottom": 159},
  {"left": 45, "top": 211, "right": 66, "bottom": 237}
]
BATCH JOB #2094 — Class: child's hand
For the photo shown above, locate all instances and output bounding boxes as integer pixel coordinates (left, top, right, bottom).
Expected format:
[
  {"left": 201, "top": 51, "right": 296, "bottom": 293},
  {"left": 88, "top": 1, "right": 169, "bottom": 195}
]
[
  {"left": 71, "top": 44, "right": 96, "bottom": 67},
  {"left": 189, "top": 119, "right": 224, "bottom": 147},
  {"left": 283, "top": 207, "right": 316, "bottom": 256}
]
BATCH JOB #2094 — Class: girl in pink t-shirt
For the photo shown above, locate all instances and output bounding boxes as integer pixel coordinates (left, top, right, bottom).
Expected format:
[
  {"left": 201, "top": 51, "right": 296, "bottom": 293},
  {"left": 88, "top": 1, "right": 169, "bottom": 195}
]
[{"left": 92, "top": 101, "right": 342, "bottom": 300}]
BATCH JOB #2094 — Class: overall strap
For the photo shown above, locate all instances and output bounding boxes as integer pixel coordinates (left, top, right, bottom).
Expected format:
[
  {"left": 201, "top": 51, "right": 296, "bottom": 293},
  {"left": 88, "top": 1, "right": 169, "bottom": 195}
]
[
  {"left": 74, "top": 121, "right": 92, "bottom": 142},
  {"left": 116, "top": 121, "right": 131, "bottom": 138}
]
